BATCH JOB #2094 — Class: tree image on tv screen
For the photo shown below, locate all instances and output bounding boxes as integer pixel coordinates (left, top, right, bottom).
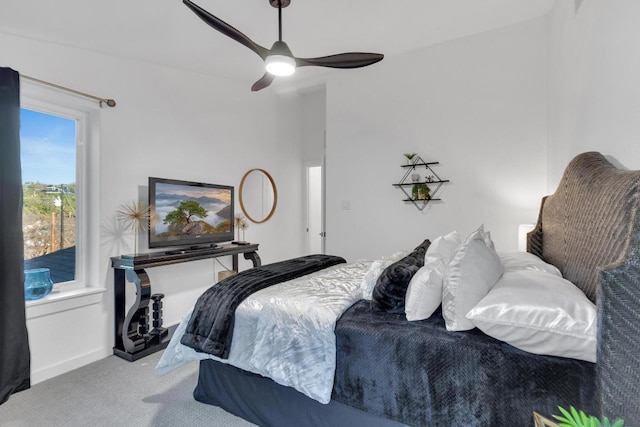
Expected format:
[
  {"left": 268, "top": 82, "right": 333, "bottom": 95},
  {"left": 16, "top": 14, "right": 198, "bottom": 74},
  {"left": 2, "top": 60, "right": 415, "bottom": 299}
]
[{"left": 161, "top": 200, "right": 230, "bottom": 236}]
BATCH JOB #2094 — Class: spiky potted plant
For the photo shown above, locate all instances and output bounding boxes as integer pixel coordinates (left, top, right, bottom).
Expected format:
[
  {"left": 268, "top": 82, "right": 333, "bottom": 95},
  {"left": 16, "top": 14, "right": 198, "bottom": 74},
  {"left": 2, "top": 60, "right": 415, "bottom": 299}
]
[{"left": 551, "top": 406, "right": 624, "bottom": 427}]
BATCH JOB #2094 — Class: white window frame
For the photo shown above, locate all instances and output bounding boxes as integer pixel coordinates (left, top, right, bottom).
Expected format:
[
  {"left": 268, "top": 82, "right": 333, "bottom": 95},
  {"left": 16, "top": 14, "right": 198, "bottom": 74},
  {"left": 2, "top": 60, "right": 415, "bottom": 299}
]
[{"left": 21, "top": 80, "right": 105, "bottom": 319}]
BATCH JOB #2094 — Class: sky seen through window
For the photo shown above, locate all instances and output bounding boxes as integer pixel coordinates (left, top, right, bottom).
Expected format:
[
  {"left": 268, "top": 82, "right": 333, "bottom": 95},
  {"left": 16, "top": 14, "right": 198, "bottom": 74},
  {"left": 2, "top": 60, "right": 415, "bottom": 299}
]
[{"left": 20, "top": 108, "right": 76, "bottom": 185}]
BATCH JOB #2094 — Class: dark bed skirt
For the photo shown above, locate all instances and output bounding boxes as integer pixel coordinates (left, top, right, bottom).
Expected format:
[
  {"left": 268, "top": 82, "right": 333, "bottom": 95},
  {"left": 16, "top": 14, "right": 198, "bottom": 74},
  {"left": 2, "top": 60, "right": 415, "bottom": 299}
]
[{"left": 194, "top": 359, "right": 408, "bottom": 427}]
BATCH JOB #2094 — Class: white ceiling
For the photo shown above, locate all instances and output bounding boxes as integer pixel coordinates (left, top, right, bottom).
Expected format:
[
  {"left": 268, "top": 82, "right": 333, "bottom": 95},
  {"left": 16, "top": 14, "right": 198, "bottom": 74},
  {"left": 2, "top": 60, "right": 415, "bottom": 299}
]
[{"left": 0, "top": 0, "right": 556, "bottom": 91}]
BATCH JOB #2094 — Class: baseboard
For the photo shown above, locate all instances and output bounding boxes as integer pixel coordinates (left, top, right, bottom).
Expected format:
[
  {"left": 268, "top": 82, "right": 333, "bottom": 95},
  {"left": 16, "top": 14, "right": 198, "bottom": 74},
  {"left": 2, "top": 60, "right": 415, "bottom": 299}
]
[{"left": 30, "top": 347, "right": 111, "bottom": 385}]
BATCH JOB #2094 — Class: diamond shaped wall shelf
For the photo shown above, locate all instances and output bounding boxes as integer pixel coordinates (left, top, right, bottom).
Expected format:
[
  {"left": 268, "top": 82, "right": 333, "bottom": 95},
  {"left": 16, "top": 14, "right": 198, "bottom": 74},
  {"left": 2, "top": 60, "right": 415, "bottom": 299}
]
[{"left": 393, "top": 155, "right": 450, "bottom": 211}]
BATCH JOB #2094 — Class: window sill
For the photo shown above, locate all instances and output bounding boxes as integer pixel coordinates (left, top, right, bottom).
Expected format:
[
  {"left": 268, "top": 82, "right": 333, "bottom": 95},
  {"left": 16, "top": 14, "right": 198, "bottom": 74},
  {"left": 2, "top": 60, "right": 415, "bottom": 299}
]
[{"left": 26, "top": 287, "right": 106, "bottom": 320}]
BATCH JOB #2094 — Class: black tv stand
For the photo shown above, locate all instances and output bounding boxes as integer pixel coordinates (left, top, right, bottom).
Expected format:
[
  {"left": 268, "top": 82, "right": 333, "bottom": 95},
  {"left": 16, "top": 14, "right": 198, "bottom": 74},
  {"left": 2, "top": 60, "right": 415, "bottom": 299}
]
[
  {"left": 110, "top": 243, "right": 260, "bottom": 361},
  {"left": 164, "top": 244, "right": 219, "bottom": 255},
  {"left": 164, "top": 249, "right": 189, "bottom": 255}
]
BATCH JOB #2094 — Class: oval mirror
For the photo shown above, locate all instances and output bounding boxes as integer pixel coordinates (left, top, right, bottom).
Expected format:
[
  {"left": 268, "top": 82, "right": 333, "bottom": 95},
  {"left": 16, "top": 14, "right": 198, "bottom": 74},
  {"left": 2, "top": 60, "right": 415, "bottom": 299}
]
[{"left": 239, "top": 169, "right": 278, "bottom": 223}]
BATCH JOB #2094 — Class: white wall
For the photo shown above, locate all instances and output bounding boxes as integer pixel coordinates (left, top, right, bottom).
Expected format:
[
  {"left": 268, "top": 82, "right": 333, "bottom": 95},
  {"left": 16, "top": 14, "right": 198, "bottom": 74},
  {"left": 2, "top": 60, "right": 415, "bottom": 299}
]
[
  {"left": 1, "top": 31, "right": 304, "bottom": 382},
  {"left": 325, "top": 18, "right": 549, "bottom": 261},
  {"left": 300, "top": 86, "right": 326, "bottom": 164},
  {"left": 548, "top": 0, "right": 640, "bottom": 187}
]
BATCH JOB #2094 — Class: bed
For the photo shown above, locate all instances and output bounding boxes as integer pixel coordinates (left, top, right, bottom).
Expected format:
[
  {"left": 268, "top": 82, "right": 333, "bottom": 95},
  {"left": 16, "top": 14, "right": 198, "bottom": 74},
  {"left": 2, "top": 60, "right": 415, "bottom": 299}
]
[{"left": 156, "top": 152, "right": 640, "bottom": 426}]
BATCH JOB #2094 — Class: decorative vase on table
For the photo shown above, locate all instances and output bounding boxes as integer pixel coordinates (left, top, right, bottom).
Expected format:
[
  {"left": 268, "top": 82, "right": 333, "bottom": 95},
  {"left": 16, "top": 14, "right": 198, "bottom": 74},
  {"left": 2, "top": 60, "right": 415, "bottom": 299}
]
[
  {"left": 24, "top": 268, "right": 54, "bottom": 301},
  {"left": 233, "top": 214, "right": 249, "bottom": 244}
]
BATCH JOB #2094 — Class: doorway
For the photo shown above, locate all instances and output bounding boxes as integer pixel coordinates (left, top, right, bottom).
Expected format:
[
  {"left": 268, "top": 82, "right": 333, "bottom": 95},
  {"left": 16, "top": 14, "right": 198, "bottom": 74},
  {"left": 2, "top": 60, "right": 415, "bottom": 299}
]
[{"left": 306, "top": 165, "right": 324, "bottom": 254}]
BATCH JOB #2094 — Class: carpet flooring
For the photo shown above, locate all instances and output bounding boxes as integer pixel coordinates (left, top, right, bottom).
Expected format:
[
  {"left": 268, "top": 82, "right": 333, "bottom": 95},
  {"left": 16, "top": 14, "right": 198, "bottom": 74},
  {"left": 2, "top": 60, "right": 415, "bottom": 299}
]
[{"left": 0, "top": 351, "right": 257, "bottom": 427}]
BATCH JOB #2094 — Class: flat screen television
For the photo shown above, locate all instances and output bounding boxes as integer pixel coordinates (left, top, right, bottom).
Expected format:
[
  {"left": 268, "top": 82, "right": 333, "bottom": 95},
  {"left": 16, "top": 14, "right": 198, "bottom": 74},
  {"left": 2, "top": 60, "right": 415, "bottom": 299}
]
[{"left": 148, "top": 177, "right": 234, "bottom": 249}]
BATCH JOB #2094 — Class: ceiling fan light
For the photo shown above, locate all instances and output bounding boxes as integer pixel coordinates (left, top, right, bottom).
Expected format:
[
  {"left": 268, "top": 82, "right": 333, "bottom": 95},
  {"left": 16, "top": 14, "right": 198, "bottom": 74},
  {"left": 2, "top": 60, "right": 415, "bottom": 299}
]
[{"left": 265, "top": 55, "right": 296, "bottom": 76}]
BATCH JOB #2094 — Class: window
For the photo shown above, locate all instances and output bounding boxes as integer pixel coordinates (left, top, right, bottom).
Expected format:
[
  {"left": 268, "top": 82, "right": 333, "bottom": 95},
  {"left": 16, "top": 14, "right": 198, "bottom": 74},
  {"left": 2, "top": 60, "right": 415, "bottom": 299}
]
[
  {"left": 20, "top": 82, "right": 101, "bottom": 299},
  {"left": 21, "top": 108, "right": 77, "bottom": 285}
]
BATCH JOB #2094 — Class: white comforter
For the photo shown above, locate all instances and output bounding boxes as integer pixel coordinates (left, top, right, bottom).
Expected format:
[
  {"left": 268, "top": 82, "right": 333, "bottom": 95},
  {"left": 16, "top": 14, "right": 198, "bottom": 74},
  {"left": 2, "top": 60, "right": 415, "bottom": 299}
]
[{"left": 156, "top": 260, "right": 371, "bottom": 404}]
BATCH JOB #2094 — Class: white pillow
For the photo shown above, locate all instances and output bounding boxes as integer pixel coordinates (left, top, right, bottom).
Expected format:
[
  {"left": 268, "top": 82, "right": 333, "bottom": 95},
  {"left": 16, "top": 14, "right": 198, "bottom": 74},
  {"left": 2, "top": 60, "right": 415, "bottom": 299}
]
[
  {"left": 442, "top": 225, "right": 504, "bottom": 331},
  {"left": 361, "top": 251, "right": 408, "bottom": 299},
  {"left": 405, "top": 256, "right": 444, "bottom": 321},
  {"left": 482, "top": 230, "right": 495, "bottom": 250},
  {"left": 498, "top": 251, "right": 562, "bottom": 277},
  {"left": 404, "top": 231, "right": 461, "bottom": 321},
  {"left": 426, "top": 231, "right": 461, "bottom": 265},
  {"left": 466, "top": 270, "right": 596, "bottom": 362}
]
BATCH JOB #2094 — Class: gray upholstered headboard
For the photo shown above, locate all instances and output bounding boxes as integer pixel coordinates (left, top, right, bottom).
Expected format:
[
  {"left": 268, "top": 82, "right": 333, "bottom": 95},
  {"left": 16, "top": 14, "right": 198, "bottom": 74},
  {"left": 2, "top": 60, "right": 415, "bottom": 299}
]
[{"left": 527, "top": 151, "right": 640, "bottom": 421}]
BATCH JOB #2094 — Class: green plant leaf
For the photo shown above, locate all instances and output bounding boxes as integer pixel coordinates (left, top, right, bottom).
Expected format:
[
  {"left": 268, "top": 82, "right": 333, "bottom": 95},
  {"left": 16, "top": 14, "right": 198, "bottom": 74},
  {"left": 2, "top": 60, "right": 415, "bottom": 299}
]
[
  {"left": 553, "top": 416, "right": 572, "bottom": 425},
  {"left": 554, "top": 408, "right": 574, "bottom": 425},
  {"left": 611, "top": 419, "right": 624, "bottom": 427},
  {"left": 579, "top": 411, "right": 589, "bottom": 425},
  {"left": 585, "top": 413, "right": 599, "bottom": 427},
  {"left": 557, "top": 406, "right": 578, "bottom": 424},
  {"left": 570, "top": 406, "right": 582, "bottom": 423}
]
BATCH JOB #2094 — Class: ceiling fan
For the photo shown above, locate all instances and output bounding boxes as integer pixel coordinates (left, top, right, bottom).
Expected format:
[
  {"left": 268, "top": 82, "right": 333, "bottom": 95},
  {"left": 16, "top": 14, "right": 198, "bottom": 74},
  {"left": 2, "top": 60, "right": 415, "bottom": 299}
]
[{"left": 183, "top": 0, "right": 384, "bottom": 91}]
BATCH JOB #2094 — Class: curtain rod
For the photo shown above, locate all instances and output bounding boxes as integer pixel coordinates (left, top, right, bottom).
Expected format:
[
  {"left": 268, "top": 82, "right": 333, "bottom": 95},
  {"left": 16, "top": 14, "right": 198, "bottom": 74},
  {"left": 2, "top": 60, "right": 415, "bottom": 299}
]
[{"left": 20, "top": 74, "right": 117, "bottom": 108}]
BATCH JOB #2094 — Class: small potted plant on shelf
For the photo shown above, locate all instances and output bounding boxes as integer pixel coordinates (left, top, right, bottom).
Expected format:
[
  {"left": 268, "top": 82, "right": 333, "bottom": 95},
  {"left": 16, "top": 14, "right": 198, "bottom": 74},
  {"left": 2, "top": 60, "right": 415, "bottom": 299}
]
[
  {"left": 403, "top": 153, "right": 417, "bottom": 165},
  {"left": 412, "top": 183, "right": 430, "bottom": 201}
]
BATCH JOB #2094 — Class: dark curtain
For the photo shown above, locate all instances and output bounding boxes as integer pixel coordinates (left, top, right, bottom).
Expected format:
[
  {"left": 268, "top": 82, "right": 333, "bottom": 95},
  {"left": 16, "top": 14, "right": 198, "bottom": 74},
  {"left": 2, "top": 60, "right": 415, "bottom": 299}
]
[{"left": 0, "top": 67, "right": 30, "bottom": 405}]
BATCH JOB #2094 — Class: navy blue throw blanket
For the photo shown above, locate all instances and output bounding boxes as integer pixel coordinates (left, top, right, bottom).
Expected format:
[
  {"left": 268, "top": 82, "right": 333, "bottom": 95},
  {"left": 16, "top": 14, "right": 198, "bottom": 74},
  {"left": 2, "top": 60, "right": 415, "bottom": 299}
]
[
  {"left": 181, "top": 254, "right": 346, "bottom": 358},
  {"left": 333, "top": 301, "right": 596, "bottom": 426}
]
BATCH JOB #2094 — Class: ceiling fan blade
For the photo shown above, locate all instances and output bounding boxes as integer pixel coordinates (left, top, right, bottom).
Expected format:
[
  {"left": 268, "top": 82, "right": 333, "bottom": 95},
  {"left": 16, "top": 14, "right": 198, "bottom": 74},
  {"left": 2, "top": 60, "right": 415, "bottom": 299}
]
[
  {"left": 295, "top": 52, "right": 384, "bottom": 69},
  {"left": 251, "top": 73, "right": 276, "bottom": 92},
  {"left": 183, "top": 0, "right": 270, "bottom": 60}
]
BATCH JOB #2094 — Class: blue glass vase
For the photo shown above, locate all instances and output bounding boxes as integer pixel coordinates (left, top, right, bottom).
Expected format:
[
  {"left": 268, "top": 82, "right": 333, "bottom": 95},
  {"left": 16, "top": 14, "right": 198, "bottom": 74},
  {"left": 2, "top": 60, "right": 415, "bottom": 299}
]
[{"left": 24, "top": 268, "right": 54, "bottom": 301}]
